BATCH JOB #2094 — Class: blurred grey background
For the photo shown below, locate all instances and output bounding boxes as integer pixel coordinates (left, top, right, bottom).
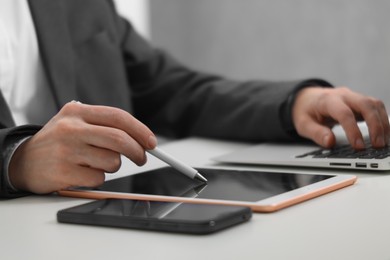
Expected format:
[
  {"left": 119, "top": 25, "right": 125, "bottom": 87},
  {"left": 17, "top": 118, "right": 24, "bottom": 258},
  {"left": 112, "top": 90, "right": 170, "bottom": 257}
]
[{"left": 148, "top": 0, "right": 390, "bottom": 108}]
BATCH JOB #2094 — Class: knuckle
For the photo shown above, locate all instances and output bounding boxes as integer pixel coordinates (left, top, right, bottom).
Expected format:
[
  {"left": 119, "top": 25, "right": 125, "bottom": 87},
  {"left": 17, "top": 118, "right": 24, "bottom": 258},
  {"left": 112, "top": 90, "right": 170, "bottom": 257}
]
[
  {"left": 107, "top": 107, "right": 128, "bottom": 125},
  {"left": 361, "top": 97, "right": 386, "bottom": 119},
  {"left": 90, "top": 173, "right": 105, "bottom": 187},
  {"left": 363, "top": 97, "right": 378, "bottom": 110},
  {"left": 106, "top": 155, "right": 122, "bottom": 173},
  {"left": 337, "top": 107, "right": 355, "bottom": 122},
  {"left": 372, "top": 98, "right": 385, "bottom": 109},
  {"left": 337, "top": 86, "right": 352, "bottom": 94},
  {"left": 56, "top": 122, "right": 87, "bottom": 141},
  {"left": 108, "top": 129, "right": 129, "bottom": 147},
  {"left": 133, "top": 149, "right": 147, "bottom": 166},
  {"left": 55, "top": 119, "right": 76, "bottom": 134},
  {"left": 60, "top": 102, "right": 79, "bottom": 116}
]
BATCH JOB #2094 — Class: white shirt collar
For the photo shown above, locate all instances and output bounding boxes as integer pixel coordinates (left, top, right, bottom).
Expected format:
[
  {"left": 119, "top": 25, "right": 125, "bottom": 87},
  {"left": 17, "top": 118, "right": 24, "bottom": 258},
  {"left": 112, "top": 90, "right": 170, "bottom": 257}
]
[{"left": 0, "top": 0, "right": 57, "bottom": 126}]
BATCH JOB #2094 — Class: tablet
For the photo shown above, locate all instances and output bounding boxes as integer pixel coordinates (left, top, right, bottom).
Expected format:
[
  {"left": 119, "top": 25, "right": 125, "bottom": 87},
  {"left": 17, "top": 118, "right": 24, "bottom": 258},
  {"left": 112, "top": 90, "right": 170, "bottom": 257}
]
[{"left": 58, "top": 167, "right": 357, "bottom": 212}]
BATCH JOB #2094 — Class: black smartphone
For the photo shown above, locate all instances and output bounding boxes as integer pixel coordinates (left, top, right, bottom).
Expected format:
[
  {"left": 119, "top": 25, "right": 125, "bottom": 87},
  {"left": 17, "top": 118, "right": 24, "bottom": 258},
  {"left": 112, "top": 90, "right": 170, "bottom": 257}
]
[{"left": 57, "top": 199, "right": 252, "bottom": 234}]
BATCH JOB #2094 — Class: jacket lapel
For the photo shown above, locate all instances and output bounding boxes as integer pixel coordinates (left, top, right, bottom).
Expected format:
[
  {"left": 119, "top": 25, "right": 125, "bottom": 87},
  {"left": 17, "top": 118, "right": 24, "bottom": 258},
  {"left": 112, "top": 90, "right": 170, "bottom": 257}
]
[
  {"left": 28, "top": 0, "right": 76, "bottom": 109},
  {"left": 0, "top": 92, "right": 15, "bottom": 127}
]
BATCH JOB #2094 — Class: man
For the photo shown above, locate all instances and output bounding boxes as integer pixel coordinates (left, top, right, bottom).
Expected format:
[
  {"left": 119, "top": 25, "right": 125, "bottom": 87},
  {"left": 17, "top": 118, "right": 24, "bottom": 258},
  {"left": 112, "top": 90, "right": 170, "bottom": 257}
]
[{"left": 1, "top": 0, "right": 389, "bottom": 198}]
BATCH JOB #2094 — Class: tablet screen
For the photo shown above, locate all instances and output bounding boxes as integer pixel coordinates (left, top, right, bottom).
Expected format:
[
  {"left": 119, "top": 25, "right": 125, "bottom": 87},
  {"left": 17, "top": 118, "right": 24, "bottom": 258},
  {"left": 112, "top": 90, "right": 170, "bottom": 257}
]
[{"left": 96, "top": 167, "right": 333, "bottom": 202}]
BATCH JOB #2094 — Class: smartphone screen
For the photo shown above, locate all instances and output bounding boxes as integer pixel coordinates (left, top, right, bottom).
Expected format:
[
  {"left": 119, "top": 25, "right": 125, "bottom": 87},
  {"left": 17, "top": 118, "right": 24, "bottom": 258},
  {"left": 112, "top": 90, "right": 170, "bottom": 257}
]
[{"left": 57, "top": 199, "right": 252, "bottom": 234}]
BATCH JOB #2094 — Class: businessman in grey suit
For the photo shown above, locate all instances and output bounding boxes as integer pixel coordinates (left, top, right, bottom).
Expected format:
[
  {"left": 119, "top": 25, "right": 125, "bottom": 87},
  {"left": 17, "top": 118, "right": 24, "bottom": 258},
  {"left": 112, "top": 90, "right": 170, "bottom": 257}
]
[{"left": 1, "top": 0, "right": 388, "bottom": 198}]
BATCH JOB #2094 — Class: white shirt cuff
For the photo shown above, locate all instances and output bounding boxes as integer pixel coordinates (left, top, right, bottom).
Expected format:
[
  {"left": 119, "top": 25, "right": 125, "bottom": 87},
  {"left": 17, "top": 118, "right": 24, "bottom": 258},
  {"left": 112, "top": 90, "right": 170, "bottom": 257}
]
[{"left": 4, "top": 136, "right": 32, "bottom": 191}]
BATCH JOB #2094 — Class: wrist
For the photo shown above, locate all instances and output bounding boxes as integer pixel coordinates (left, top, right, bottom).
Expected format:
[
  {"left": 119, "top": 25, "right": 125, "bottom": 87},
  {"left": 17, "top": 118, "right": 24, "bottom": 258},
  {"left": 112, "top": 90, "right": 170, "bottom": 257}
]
[{"left": 6, "top": 136, "right": 31, "bottom": 192}]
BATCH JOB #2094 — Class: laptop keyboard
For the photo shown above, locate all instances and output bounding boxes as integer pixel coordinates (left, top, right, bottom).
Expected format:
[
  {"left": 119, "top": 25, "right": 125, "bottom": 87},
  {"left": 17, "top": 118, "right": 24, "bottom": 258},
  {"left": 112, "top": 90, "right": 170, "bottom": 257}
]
[{"left": 296, "top": 142, "right": 390, "bottom": 159}]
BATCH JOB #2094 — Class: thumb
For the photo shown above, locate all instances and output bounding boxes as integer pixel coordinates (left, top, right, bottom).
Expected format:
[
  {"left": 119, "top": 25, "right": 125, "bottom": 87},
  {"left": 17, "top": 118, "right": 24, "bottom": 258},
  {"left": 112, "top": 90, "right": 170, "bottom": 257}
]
[{"left": 297, "top": 120, "right": 336, "bottom": 148}]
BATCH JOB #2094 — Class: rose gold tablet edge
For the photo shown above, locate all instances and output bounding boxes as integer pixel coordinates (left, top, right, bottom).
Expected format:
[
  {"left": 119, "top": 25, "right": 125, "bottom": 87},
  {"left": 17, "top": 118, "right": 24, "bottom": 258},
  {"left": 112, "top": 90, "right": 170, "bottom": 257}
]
[
  {"left": 258, "top": 175, "right": 357, "bottom": 212},
  {"left": 58, "top": 175, "right": 356, "bottom": 213}
]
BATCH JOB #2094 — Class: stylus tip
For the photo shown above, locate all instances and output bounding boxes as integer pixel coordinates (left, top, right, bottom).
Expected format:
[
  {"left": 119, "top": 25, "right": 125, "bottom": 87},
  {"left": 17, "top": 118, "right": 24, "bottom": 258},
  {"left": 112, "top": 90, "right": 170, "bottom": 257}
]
[{"left": 195, "top": 172, "right": 208, "bottom": 183}]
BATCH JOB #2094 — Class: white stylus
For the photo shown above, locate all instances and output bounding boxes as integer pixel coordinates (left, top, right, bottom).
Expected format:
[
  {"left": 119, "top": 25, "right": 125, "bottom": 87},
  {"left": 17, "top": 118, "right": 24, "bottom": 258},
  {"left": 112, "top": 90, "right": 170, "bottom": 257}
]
[{"left": 147, "top": 147, "right": 208, "bottom": 182}]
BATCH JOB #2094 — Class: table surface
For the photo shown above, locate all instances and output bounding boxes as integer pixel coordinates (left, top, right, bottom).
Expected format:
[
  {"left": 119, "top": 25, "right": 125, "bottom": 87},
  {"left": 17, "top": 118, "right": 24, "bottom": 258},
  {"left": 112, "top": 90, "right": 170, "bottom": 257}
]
[{"left": 1, "top": 137, "right": 390, "bottom": 260}]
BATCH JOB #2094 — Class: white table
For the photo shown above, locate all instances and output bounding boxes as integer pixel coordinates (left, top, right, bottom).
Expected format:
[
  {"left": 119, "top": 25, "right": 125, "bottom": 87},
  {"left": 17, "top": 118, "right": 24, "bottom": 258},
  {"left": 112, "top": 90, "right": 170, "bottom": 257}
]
[{"left": 1, "top": 138, "right": 390, "bottom": 260}]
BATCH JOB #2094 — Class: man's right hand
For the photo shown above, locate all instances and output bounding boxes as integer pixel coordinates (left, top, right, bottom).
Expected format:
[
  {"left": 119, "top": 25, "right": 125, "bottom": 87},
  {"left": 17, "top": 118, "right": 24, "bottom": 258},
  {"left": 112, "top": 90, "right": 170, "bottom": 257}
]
[{"left": 8, "top": 102, "right": 157, "bottom": 194}]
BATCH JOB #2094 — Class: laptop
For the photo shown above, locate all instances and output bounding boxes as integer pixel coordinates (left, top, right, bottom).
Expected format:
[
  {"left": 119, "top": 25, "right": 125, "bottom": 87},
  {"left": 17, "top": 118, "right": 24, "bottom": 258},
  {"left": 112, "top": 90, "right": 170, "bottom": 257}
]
[{"left": 213, "top": 121, "right": 390, "bottom": 171}]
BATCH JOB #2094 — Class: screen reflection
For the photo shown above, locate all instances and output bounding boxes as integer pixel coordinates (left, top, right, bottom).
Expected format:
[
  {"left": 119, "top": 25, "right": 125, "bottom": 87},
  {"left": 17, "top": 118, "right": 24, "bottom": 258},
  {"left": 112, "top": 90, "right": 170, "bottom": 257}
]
[
  {"left": 87, "top": 199, "right": 246, "bottom": 221},
  {"left": 90, "top": 199, "right": 183, "bottom": 219},
  {"left": 97, "top": 167, "right": 332, "bottom": 202}
]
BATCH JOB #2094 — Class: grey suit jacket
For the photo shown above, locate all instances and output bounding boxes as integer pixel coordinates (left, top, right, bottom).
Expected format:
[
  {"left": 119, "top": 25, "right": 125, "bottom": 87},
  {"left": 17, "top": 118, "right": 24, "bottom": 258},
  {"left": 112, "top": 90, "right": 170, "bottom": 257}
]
[{"left": 0, "top": 0, "right": 331, "bottom": 197}]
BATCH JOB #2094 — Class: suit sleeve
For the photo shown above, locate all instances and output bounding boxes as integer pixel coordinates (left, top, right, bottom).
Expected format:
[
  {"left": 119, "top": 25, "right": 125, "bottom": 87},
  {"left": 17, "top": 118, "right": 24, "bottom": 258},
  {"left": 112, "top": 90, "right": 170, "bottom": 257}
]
[
  {"left": 113, "top": 15, "right": 332, "bottom": 142},
  {"left": 0, "top": 126, "right": 41, "bottom": 198}
]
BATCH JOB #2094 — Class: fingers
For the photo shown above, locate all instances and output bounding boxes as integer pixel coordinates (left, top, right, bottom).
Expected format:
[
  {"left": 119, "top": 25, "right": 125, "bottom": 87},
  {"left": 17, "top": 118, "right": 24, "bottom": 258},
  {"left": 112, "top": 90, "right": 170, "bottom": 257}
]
[
  {"left": 59, "top": 102, "right": 156, "bottom": 164},
  {"left": 9, "top": 102, "right": 158, "bottom": 194},
  {"left": 52, "top": 103, "right": 152, "bottom": 166},
  {"left": 60, "top": 102, "right": 157, "bottom": 150},
  {"left": 377, "top": 102, "right": 390, "bottom": 144},
  {"left": 69, "top": 144, "right": 123, "bottom": 172},
  {"left": 321, "top": 93, "right": 366, "bottom": 149},
  {"left": 355, "top": 97, "right": 390, "bottom": 147},
  {"left": 9, "top": 139, "right": 107, "bottom": 194},
  {"left": 293, "top": 87, "right": 390, "bottom": 149},
  {"left": 74, "top": 124, "right": 148, "bottom": 166},
  {"left": 58, "top": 166, "right": 106, "bottom": 191},
  {"left": 328, "top": 88, "right": 389, "bottom": 148}
]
